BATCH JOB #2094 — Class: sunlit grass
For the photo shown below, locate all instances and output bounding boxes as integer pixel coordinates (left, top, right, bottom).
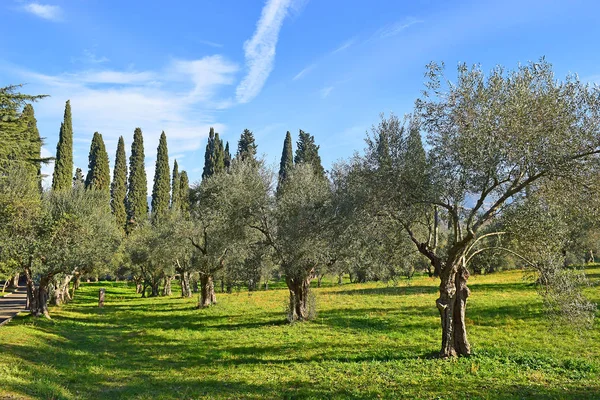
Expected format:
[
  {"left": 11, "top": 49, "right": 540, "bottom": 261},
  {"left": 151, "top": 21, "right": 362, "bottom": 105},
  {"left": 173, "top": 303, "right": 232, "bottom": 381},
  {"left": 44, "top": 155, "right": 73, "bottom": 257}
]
[{"left": 0, "top": 267, "right": 599, "bottom": 399}]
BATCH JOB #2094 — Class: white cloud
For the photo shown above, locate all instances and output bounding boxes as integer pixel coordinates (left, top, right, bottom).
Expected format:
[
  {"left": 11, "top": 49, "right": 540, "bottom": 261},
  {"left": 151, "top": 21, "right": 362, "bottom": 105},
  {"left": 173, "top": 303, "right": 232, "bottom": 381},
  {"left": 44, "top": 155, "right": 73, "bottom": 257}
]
[
  {"left": 236, "top": 0, "right": 293, "bottom": 103},
  {"left": 293, "top": 63, "right": 316, "bottom": 81},
  {"left": 320, "top": 86, "right": 333, "bottom": 98},
  {"left": 332, "top": 39, "right": 355, "bottom": 54},
  {"left": 7, "top": 54, "right": 236, "bottom": 189},
  {"left": 23, "top": 3, "right": 62, "bottom": 21},
  {"left": 375, "top": 17, "right": 423, "bottom": 39},
  {"left": 197, "top": 40, "right": 224, "bottom": 48},
  {"left": 72, "top": 49, "right": 109, "bottom": 65}
]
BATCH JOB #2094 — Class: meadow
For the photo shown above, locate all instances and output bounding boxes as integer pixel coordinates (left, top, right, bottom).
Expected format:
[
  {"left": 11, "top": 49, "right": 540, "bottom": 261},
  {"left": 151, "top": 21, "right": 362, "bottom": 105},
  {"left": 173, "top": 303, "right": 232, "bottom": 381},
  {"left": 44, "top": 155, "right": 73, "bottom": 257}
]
[{"left": 1, "top": 267, "right": 599, "bottom": 399}]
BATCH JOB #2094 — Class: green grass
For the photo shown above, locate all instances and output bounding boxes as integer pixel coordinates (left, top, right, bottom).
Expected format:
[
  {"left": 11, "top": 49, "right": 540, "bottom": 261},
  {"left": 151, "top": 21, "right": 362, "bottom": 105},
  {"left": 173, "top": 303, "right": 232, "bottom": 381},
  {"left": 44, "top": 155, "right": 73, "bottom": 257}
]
[{"left": 0, "top": 268, "right": 599, "bottom": 399}]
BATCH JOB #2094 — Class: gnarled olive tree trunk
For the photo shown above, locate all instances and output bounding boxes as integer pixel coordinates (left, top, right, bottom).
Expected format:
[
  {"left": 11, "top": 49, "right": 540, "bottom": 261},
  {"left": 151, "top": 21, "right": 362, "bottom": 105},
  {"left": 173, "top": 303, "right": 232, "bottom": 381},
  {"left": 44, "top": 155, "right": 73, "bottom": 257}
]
[
  {"left": 162, "top": 275, "right": 173, "bottom": 296},
  {"left": 198, "top": 275, "right": 217, "bottom": 307},
  {"left": 436, "top": 259, "right": 471, "bottom": 358},
  {"left": 24, "top": 265, "right": 52, "bottom": 318},
  {"left": 179, "top": 271, "right": 192, "bottom": 297},
  {"left": 285, "top": 275, "right": 312, "bottom": 321}
]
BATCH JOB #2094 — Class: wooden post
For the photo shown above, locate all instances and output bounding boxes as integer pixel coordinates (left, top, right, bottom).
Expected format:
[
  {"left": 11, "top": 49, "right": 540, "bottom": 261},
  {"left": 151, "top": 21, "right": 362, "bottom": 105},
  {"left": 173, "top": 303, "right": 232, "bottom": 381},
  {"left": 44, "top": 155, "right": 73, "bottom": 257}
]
[{"left": 98, "top": 288, "right": 105, "bottom": 307}]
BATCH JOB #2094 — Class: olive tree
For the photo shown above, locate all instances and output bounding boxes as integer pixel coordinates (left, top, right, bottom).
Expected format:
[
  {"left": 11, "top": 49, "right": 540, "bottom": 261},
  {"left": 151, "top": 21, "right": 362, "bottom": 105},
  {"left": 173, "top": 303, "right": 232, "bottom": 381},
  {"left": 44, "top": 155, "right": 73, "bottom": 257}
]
[
  {"left": 251, "top": 164, "right": 331, "bottom": 321},
  {"left": 361, "top": 60, "right": 600, "bottom": 357},
  {"left": 24, "top": 188, "right": 120, "bottom": 317},
  {"left": 188, "top": 160, "right": 269, "bottom": 307}
]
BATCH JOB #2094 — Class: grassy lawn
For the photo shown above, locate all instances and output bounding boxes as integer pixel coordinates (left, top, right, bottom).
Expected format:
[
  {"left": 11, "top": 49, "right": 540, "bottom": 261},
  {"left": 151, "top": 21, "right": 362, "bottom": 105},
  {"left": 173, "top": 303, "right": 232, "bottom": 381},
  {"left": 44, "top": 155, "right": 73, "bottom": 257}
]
[{"left": 0, "top": 268, "right": 599, "bottom": 399}]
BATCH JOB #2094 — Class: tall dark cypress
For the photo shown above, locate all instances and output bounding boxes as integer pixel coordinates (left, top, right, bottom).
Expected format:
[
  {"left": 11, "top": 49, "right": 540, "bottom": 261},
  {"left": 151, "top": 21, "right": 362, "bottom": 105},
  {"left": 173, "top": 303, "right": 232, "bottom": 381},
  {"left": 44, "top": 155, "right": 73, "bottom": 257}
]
[
  {"left": 294, "top": 129, "right": 325, "bottom": 177},
  {"left": 214, "top": 133, "right": 225, "bottom": 174},
  {"left": 20, "top": 104, "right": 45, "bottom": 189},
  {"left": 52, "top": 100, "right": 73, "bottom": 191},
  {"left": 179, "top": 170, "right": 190, "bottom": 215},
  {"left": 236, "top": 129, "right": 257, "bottom": 162},
  {"left": 85, "top": 132, "right": 111, "bottom": 192},
  {"left": 202, "top": 127, "right": 216, "bottom": 179},
  {"left": 224, "top": 142, "right": 232, "bottom": 169},
  {"left": 151, "top": 131, "right": 170, "bottom": 221},
  {"left": 202, "top": 128, "right": 225, "bottom": 179},
  {"left": 171, "top": 159, "right": 180, "bottom": 210},
  {"left": 111, "top": 136, "right": 128, "bottom": 230},
  {"left": 127, "top": 128, "right": 148, "bottom": 228},
  {"left": 277, "top": 131, "right": 294, "bottom": 195}
]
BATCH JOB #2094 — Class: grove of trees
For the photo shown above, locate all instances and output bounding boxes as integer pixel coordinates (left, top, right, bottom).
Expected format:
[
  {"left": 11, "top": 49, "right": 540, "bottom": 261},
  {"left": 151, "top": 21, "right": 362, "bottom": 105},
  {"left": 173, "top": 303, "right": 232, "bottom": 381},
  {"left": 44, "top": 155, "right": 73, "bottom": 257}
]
[{"left": 1, "top": 59, "right": 599, "bottom": 357}]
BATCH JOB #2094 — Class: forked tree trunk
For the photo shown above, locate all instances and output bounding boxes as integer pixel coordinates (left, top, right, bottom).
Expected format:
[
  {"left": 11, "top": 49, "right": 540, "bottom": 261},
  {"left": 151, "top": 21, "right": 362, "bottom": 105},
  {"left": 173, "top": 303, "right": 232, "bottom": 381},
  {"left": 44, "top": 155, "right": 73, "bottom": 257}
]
[
  {"left": 436, "top": 261, "right": 471, "bottom": 357},
  {"left": 150, "top": 280, "right": 160, "bottom": 297},
  {"left": 180, "top": 271, "right": 192, "bottom": 297},
  {"left": 286, "top": 276, "right": 311, "bottom": 321},
  {"left": 162, "top": 276, "right": 173, "bottom": 296},
  {"left": 199, "top": 275, "right": 217, "bottom": 308}
]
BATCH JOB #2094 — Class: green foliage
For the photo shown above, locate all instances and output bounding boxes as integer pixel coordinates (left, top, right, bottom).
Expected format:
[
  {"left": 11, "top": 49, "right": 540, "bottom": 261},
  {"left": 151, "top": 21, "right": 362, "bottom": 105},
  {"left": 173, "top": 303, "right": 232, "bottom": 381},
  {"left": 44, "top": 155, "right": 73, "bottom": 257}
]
[
  {"left": 52, "top": 100, "right": 73, "bottom": 192},
  {"left": 202, "top": 128, "right": 225, "bottom": 179},
  {"left": 170, "top": 159, "right": 180, "bottom": 210},
  {"left": 0, "top": 85, "right": 47, "bottom": 179},
  {"left": 277, "top": 131, "right": 294, "bottom": 195},
  {"left": 294, "top": 129, "right": 325, "bottom": 177},
  {"left": 84, "top": 132, "right": 111, "bottom": 193},
  {"left": 178, "top": 170, "right": 190, "bottom": 216},
  {"left": 111, "top": 136, "right": 127, "bottom": 230},
  {"left": 224, "top": 142, "right": 232, "bottom": 169},
  {"left": 1, "top": 268, "right": 599, "bottom": 398},
  {"left": 151, "top": 131, "right": 170, "bottom": 222},
  {"left": 236, "top": 129, "right": 257, "bottom": 162},
  {"left": 126, "top": 128, "right": 148, "bottom": 229}
]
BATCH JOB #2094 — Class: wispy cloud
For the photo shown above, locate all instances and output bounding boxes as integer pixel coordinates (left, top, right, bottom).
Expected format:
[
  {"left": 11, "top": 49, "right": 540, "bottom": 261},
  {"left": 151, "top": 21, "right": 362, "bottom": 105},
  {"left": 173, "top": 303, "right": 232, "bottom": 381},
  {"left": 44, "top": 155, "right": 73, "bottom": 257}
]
[
  {"left": 332, "top": 38, "right": 355, "bottom": 54},
  {"left": 374, "top": 17, "right": 423, "bottom": 39},
  {"left": 5, "top": 54, "right": 237, "bottom": 190},
  {"left": 71, "top": 49, "right": 109, "bottom": 65},
  {"left": 197, "top": 40, "right": 224, "bottom": 48},
  {"left": 22, "top": 3, "right": 62, "bottom": 21},
  {"left": 292, "top": 63, "right": 316, "bottom": 81},
  {"left": 236, "top": 0, "right": 294, "bottom": 104},
  {"left": 320, "top": 86, "right": 333, "bottom": 98}
]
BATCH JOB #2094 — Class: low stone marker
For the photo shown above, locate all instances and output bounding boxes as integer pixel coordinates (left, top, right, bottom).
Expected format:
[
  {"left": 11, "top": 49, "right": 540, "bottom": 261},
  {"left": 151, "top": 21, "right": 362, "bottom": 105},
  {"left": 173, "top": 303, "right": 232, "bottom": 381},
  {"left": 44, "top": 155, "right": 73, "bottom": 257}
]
[{"left": 99, "top": 288, "right": 105, "bottom": 307}]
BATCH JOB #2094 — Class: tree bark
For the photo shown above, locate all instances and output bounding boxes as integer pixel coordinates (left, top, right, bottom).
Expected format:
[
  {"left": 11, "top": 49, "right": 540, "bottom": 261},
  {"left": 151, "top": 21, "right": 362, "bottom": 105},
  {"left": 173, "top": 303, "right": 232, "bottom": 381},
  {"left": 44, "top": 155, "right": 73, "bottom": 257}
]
[
  {"left": 286, "top": 275, "right": 312, "bottom": 321},
  {"left": 199, "top": 275, "right": 216, "bottom": 307},
  {"left": 162, "top": 276, "right": 173, "bottom": 296},
  {"left": 436, "top": 260, "right": 471, "bottom": 358},
  {"left": 9, "top": 274, "right": 19, "bottom": 289},
  {"left": 180, "top": 271, "right": 192, "bottom": 297}
]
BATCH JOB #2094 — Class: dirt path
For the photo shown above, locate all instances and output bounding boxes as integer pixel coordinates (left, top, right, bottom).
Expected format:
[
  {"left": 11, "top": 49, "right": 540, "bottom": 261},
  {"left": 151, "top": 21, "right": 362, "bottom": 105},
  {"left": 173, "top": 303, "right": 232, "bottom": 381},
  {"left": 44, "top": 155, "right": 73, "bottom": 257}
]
[{"left": 0, "top": 285, "right": 27, "bottom": 326}]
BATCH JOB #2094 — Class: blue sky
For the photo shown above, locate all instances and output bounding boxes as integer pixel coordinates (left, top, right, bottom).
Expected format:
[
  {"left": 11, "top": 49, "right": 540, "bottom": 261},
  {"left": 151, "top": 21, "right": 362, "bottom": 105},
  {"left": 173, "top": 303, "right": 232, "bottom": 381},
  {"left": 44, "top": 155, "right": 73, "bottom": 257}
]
[{"left": 2, "top": 0, "right": 600, "bottom": 189}]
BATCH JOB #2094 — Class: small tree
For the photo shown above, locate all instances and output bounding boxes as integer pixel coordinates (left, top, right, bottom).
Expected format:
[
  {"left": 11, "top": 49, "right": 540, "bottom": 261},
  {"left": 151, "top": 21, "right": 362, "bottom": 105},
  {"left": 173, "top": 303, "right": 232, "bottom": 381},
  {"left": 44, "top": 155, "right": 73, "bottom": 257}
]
[{"left": 252, "top": 164, "right": 331, "bottom": 321}]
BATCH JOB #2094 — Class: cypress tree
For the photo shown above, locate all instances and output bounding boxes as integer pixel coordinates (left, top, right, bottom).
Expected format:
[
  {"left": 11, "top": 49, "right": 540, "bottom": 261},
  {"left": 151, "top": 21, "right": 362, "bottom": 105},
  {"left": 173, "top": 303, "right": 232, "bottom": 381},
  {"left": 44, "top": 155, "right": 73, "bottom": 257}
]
[
  {"left": 277, "top": 131, "right": 294, "bottom": 195},
  {"left": 127, "top": 128, "right": 148, "bottom": 228},
  {"left": 214, "top": 133, "right": 225, "bottom": 174},
  {"left": 52, "top": 100, "right": 73, "bottom": 191},
  {"left": 73, "top": 168, "right": 84, "bottom": 189},
  {"left": 202, "top": 128, "right": 225, "bottom": 179},
  {"left": 224, "top": 142, "right": 232, "bottom": 169},
  {"left": 85, "top": 132, "right": 111, "bottom": 192},
  {"left": 171, "top": 159, "right": 180, "bottom": 210},
  {"left": 20, "top": 104, "right": 47, "bottom": 190},
  {"left": 202, "top": 127, "right": 216, "bottom": 179},
  {"left": 179, "top": 170, "right": 190, "bottom": 215},
  {"left": 294, "top": 129, "right": 325, "bottom": 177},
  {"left": 111, "top": 136, "right": 128, "bottom": 230},
  {"left": 151, "top": 131, "right": 170, "bottom": 221},
  {"left": 236, "top": 129, "right": 257, "bottom": 162}
]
